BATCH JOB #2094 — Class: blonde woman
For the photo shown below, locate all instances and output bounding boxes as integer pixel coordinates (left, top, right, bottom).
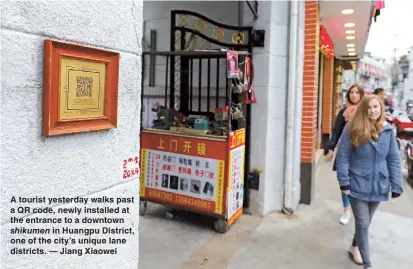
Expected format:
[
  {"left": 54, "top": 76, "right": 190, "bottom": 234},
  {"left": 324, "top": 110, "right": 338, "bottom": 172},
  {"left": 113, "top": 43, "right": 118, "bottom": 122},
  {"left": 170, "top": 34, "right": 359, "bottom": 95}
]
[{"left": 336, "top": 95, "right": 403, "bottom": 269}]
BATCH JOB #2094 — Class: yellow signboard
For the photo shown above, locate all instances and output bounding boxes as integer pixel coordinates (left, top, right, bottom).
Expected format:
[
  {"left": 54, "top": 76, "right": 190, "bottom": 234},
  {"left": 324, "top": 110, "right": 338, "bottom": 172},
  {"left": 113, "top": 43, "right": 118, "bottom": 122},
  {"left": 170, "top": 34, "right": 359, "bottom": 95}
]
[{"left": 215, "top": 160, "right": 225, "bottom": 214}]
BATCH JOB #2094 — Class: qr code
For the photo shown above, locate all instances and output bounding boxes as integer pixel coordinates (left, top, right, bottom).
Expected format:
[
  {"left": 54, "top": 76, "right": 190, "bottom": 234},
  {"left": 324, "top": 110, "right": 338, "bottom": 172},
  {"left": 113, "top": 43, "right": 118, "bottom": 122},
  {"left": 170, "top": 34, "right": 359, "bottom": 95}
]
[{"left": 76, "top": 76, "right": 93, "bottom": 97}]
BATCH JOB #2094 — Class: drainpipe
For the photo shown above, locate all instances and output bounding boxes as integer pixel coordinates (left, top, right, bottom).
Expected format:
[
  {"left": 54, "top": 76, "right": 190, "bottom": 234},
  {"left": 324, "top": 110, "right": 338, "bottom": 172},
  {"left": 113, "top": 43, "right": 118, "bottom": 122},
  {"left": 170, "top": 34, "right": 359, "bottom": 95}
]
[
  {"left": 283, "top": 0, "right": 299, "bottom": 214},
  {"left": 238, "top": 1, "right": 244, "bottom": 27}
]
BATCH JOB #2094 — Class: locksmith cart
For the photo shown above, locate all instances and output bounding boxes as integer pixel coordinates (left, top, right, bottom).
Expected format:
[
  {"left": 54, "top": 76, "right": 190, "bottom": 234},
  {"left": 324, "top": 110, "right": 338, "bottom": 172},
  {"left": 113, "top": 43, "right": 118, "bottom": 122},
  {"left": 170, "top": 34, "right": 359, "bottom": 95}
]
[{"left": 139, "top": 11, "right": 255, "bottom": 233}]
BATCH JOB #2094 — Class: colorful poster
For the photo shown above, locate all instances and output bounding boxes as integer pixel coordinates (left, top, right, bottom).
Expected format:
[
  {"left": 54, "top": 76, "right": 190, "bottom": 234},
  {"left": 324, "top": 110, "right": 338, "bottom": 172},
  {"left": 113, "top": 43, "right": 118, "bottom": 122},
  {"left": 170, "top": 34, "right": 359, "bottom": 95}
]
[
  {"left": 227, "top": 129, "right": 246, "bottom": 221},
  {"left": 140, "top": 132, "right": 227, "bottom": 214},
  {"left": 227, "top": 145, "right": 245, "bottom": 219},
  {"left": 143, "top": 150, "right": 219, "bottom": 200}
]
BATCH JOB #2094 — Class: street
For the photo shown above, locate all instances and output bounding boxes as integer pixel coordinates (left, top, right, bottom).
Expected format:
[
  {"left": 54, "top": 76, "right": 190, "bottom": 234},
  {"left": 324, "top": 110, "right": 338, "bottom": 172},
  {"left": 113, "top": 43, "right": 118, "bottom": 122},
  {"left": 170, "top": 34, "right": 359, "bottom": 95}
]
[{"left": 139, "top": 156, "right": 413, "bottom": 269}]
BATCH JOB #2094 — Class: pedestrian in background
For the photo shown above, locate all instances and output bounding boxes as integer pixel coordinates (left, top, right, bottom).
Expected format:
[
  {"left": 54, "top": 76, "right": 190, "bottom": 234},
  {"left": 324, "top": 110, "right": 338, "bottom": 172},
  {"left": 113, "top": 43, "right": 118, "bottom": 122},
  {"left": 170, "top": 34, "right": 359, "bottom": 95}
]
[
  {"left": 336, "top": 95, "right": 403, "bottom": 269},
  {"left": 326, "top": 85, "right": 365, "bottom": 226},
  {"left": 373, "top": 88, "right": 384, "bottom": 101},
  {"left": 374, "top": 87, "right": 392, "bottom": 121}
]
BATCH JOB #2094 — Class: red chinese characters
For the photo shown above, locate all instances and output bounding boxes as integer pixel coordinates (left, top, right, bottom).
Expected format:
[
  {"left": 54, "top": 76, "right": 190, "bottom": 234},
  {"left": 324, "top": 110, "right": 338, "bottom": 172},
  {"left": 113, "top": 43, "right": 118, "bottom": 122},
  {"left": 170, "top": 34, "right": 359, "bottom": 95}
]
[
  {"left": 194, "top": 169, "right": 215, "bottom": 179},
  {"left": 162, "top": 164, "right": 176, "bottom": 172},
  {"left": 178, "top": 167, "right": 192, "bottom": 175}
]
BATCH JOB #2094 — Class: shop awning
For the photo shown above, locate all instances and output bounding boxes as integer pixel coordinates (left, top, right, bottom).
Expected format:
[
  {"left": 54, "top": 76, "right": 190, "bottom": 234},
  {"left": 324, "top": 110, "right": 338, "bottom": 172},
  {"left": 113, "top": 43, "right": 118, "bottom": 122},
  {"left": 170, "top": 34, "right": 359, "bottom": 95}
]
[{"left": 319, "top": 1, "right": 376, "bottom": 60}]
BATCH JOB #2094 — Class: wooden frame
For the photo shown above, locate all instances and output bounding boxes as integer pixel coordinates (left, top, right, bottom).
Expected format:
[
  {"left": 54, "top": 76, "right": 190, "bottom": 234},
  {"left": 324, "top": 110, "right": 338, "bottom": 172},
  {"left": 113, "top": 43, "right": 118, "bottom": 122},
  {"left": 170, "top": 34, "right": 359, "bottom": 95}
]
[{"left": 42, "top": 40, "right": 120, "bottom": 136}]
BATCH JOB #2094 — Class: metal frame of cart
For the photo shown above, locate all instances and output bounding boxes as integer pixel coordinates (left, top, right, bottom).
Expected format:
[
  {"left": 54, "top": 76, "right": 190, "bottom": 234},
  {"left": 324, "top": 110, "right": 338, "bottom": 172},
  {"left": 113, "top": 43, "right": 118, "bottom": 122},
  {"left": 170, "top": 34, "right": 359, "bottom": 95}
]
[{"left": 139, "top": 11, "right": 253, "bottom": 233}]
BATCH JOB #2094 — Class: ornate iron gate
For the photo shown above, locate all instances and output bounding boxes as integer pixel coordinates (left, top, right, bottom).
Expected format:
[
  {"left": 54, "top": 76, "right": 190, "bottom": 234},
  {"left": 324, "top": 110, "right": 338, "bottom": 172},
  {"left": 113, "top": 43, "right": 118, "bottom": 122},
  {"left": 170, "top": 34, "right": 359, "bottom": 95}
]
[{"left": 169, "top": 10, "right": 254, "bottom": 208}]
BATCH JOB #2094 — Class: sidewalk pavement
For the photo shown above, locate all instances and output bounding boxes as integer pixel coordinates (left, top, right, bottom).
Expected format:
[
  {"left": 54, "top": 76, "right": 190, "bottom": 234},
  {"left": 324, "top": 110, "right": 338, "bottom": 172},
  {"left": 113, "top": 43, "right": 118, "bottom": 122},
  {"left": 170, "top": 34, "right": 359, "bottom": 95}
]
[{"left": 139, "top": 158, "right": 413, "bottom": 269}]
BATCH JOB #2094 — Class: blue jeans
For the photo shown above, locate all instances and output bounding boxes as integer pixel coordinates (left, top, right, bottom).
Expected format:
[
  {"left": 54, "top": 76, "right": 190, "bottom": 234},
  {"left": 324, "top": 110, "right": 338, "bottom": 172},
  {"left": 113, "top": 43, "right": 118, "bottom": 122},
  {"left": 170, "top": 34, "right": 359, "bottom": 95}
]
[
  {"left": 349, "top": 196, "right": 380, "bottom": 268},
  {"left": 341, "top": 191, "right": 350, "bottom": 208}
]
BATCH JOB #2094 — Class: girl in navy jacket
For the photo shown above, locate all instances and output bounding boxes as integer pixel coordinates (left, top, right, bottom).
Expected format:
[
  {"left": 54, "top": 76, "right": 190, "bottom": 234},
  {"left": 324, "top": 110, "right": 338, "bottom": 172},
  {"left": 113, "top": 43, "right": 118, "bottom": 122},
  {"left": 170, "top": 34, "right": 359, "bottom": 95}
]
[{"left": 336, "top": 95, "right": 403, "bottom": 269}]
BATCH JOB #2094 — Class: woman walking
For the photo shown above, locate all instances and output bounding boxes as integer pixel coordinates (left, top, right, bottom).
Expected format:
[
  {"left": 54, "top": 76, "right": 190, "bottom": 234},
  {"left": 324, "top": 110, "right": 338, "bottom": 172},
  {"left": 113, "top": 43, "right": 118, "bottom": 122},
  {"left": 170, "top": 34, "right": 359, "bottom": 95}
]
[
  {"left": 336, "top": 95, "right": 403, "bottom": 269},
  {"left": 326, "top": 85, "right": 365, "bottom": 226}
]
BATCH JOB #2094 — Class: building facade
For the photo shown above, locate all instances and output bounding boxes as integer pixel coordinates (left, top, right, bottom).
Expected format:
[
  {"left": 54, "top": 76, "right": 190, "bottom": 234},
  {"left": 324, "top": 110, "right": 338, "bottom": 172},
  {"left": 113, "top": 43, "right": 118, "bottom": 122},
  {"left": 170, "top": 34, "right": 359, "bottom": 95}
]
[
  {"left": 0, "top": 2, "right": 377, "bottom": 267},
  {"left": 357, "top": 53, "right": 389, "bottom": 93},
  {"left": 142, "top": 0, "right": 375, "bottom": 216}
]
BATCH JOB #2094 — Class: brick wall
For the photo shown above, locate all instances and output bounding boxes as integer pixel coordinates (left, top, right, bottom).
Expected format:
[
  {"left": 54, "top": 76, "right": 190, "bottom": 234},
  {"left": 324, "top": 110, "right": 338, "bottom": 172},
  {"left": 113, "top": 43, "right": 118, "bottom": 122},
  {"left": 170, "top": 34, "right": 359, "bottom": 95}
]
[
  {"left": 322, "top": 56, "right": 334, "bottom": 133},
  {"left": 301, "top": 0, "right": 319, "bottom": 163}
]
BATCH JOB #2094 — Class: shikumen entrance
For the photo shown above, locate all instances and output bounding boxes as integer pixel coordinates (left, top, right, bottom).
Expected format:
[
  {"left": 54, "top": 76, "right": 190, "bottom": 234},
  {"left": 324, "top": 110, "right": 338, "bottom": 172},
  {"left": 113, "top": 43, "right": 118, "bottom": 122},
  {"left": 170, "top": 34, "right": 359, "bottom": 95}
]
[{"left": 139, "top": 10, "right": 255, "bottom": 232}]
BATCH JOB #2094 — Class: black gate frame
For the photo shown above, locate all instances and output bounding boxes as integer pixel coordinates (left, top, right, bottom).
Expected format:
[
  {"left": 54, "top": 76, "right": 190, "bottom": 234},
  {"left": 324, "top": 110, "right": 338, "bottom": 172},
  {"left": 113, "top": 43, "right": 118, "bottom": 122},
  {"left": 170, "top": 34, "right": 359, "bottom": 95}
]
[{"left": 169, "top": 10, "right": 254, "bottom": 209}]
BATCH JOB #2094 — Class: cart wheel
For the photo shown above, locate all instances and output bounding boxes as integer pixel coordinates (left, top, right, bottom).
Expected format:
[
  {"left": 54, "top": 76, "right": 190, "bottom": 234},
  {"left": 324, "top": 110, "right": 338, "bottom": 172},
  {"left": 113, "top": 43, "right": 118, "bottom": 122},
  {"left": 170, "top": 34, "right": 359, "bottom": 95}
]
[
  {"left": 213, "top": 218, "right": 229, "bottom": 233},
  {"left": 165, "top": 210, "right": 178, "bottom": 220},
  {"left": 139, "top": 201, "right": 147, "bottom": 216}
]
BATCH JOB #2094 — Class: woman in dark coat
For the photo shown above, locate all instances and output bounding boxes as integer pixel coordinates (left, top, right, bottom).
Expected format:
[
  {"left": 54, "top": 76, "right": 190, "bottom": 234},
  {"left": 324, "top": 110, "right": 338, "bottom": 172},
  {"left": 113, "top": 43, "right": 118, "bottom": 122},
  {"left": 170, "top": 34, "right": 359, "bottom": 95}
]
[{"left": 325, "top": 84, "right": 364, "bottom": 262}]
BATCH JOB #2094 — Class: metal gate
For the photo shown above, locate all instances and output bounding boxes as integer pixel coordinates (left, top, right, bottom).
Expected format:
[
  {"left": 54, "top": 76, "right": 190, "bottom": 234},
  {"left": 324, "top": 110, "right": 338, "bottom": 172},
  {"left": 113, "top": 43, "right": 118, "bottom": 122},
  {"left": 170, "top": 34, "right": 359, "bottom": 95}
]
[{"left": 169, "top": 10, "right": 254, "bottom": 208}]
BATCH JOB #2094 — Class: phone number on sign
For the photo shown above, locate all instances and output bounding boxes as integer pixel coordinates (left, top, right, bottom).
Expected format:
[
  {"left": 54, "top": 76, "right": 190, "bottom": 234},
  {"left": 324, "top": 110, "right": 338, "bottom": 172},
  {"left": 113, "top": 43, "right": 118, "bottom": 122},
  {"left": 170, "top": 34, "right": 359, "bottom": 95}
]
[
  {"left": 175, "top": 195, "right": 212, "bottom": 210},
  {"left": 147, "top": 189, "right": 212, "bottom": 210}
]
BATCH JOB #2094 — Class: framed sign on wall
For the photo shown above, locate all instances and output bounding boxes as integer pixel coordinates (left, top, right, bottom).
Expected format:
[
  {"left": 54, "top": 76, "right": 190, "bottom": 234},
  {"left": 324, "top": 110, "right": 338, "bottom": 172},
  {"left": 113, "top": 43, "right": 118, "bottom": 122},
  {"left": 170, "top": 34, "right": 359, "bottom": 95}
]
[{"left": 42, "top": 40, "right": 120, "bottom": 136}]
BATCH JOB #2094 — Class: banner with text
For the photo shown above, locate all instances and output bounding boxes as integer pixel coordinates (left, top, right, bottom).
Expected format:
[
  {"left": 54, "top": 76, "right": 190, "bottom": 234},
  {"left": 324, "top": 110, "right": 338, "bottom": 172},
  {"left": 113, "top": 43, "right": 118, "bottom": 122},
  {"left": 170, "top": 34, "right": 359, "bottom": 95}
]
[
  {"left": 140, "top": 132, "right": 227, "bottom": 215},
  {"left": 227, "top": 129, "right": 246, "bottom": 221}
]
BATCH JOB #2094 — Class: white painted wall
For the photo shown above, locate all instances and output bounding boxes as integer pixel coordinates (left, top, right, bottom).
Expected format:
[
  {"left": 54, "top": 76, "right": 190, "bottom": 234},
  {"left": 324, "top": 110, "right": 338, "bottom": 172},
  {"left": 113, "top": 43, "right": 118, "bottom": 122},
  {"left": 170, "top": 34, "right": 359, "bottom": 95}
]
[
  {"left": 245, "top": 1, "right": 305, "bottom": 215},
  {"left": 1, "top": 1, "right": 142, "bottom": 268}
]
